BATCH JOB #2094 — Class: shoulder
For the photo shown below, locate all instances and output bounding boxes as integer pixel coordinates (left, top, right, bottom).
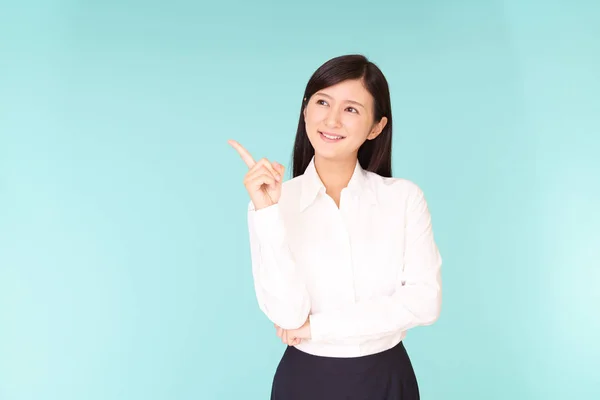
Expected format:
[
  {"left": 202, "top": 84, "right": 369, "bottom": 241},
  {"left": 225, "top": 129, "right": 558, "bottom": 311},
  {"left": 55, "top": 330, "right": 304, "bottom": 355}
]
[
  {"left": 365, "top": 171, "right": 426, "bottom": 206},
  {"left": 279, "top": 174, "right": 304, "bottom": 201}
]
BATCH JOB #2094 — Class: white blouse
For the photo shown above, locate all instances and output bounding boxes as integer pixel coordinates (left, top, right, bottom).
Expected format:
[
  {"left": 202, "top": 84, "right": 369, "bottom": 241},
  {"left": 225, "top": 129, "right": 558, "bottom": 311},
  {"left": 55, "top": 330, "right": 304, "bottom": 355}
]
[{"left": 247, "top": 157, "right": 442, "bottom": 358}]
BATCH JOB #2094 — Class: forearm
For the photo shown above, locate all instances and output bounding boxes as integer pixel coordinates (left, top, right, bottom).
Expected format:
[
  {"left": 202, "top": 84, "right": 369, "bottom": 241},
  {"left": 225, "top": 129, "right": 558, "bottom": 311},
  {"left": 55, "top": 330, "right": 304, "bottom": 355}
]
[{"left": 309, "top": 268, "right": 441, "bottom": 343}]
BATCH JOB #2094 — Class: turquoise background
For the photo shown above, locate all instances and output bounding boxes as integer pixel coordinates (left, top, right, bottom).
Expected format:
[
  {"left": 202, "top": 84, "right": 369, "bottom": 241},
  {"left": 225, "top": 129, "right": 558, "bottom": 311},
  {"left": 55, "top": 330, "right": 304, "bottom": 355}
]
[{"left": 1, "top": 0, "right": 599, "bottom": 399}]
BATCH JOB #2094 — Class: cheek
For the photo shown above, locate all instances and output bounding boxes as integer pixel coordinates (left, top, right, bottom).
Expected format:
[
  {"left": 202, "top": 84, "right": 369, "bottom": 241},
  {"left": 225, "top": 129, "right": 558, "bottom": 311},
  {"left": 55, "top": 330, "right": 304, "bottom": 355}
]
[
  {"left": 342, "top": 116, "right": 369, "bottom": 137},
  {"left": 305, "top": 109, "right": 324, "bottom": 129},
  {"left": 304, "top": 111, "right": 317, "bottom": 135}
]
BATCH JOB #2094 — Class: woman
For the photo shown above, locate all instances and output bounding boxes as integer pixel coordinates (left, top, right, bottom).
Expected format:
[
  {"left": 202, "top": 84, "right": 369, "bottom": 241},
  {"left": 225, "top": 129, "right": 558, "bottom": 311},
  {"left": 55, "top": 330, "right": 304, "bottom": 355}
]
[{"left": 229, "top": 54, "right": 442, "bottom": 399}]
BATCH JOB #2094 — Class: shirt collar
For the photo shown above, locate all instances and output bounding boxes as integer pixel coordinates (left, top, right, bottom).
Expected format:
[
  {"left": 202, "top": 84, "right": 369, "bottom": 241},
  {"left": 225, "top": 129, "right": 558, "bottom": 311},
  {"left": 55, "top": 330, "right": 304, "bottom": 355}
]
[{"left": 299, "top": 157, "right": 377, "bottom": 212}]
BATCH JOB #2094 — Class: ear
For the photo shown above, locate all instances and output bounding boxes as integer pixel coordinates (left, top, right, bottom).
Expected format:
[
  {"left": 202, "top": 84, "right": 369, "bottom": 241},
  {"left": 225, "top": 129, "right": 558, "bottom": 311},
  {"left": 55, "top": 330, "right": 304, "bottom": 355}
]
[
  {"left": 303, "top": 97, "right": 308, "bottom": 118},
  {"left": 367, "top": 116, "right": 388, "bottom": 140}
]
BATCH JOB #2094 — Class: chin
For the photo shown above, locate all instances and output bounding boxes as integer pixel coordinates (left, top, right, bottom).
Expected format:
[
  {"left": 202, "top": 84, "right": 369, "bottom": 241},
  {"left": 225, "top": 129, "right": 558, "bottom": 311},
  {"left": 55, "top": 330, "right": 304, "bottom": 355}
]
[{"left": 313, "top": 147, "right": 348, "bottom": 161}]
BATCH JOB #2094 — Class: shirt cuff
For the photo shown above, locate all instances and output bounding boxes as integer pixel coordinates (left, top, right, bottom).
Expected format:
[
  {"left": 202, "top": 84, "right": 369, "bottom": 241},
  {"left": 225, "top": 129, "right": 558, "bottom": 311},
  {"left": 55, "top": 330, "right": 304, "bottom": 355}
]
[
  {"left": 248, "top": 203, "right": 285, "bottom": 247},
  {"left": 309, "top": 313, "right": 331, "bottom": 342}
]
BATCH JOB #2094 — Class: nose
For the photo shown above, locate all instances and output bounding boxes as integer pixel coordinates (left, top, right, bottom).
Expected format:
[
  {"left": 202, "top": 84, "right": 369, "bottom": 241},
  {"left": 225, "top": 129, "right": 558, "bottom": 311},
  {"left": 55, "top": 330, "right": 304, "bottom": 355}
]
[{"left": 324, "top": 108, "right": 342, "bottom": 128}]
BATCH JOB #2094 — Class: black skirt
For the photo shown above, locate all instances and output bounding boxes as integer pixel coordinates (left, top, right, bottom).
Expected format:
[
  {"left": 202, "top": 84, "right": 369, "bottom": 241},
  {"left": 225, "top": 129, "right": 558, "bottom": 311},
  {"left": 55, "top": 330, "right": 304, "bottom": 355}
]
[{"left": 270, "top": 341, "right": 419, "bottom": 400}]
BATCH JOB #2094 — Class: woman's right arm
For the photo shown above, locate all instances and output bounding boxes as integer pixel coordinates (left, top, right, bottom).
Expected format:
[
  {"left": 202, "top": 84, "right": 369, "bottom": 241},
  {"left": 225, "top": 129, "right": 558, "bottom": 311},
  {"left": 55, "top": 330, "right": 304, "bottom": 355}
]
[{"left": 248, "top": 202, "right": 311, "bottom": 330}]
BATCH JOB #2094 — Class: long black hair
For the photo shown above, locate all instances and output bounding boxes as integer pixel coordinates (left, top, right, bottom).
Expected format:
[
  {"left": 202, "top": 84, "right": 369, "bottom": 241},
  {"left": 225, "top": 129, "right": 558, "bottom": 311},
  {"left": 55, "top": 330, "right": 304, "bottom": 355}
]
[{"left": 291, "top": 54, "right": 393, "bottom": 178}]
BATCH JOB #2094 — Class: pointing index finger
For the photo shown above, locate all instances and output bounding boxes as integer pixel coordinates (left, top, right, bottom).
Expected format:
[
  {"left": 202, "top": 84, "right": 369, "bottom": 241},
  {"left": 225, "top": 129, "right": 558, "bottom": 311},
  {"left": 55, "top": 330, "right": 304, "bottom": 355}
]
[{"left": 228, "top": 139, "right": 256, "bottom": 168}]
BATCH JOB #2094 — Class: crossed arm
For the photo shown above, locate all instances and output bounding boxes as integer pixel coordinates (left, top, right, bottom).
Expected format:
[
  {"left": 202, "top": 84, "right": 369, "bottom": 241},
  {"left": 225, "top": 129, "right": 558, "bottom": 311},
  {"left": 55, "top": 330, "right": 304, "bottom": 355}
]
[{"left": 248, "top": 185, "right": 442, "bottom": 345}]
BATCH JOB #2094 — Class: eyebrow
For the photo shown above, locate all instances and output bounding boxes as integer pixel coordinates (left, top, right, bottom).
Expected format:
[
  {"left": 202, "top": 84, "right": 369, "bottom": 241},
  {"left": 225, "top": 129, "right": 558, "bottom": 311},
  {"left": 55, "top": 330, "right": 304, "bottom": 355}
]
[{"left": 315, "top": 92, "right": 366, "bottom": 109}]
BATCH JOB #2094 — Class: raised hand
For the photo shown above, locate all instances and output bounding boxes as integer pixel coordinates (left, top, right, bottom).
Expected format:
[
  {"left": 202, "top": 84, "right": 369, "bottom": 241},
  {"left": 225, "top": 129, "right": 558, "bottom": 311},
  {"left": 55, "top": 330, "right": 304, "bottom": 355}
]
[{"left": 228, "top": 139, "right": 285, "bottom": 210}]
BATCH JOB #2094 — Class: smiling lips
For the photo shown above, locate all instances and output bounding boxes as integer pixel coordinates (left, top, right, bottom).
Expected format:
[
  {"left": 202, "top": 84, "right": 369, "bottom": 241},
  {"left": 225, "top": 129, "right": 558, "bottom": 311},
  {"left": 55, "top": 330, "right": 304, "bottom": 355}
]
[{"left": 319, "top": 131, "right": 346, "bottom": 142}]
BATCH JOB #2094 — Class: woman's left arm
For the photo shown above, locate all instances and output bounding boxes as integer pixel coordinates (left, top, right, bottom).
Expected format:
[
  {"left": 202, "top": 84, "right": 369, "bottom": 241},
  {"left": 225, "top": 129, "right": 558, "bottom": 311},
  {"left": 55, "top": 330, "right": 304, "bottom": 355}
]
[{"left": 305, "top": 184, "right": 442, "bottom": 344}]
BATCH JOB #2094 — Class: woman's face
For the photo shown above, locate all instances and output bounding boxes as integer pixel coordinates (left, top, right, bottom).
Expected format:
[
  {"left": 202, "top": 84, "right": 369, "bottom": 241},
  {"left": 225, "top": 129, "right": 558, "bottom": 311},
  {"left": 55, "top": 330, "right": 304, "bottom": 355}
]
[{"left": 303, "top": 79, "right": 387, "bottom": 162}]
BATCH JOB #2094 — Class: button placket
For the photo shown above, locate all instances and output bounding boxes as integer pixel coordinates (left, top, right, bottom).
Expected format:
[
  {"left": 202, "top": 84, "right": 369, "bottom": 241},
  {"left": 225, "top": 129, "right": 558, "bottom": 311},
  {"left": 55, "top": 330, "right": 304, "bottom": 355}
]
[{"left": 339, "top": 190, "right": 358, "bottom": 304}]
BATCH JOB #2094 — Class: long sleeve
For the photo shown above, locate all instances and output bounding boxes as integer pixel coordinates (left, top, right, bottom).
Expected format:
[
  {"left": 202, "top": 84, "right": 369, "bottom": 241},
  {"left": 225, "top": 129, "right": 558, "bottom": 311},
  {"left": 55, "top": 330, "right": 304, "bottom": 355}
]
[
  {"left": 308, "top": 185, "right": 442, "bottom": 344},
  {"left": 247, "top": 201, "right": 312, "bottom": 330}
]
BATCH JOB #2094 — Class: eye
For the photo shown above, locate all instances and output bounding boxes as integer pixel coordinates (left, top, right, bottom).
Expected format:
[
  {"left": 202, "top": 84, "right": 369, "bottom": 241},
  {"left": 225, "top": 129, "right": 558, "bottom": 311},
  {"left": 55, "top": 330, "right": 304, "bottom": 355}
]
[
  {"left": 316, "top": 99, "right": 328, "bottom": 106},
  {"left": 346, "top": 107, "right": 358, "bottom": 114}
]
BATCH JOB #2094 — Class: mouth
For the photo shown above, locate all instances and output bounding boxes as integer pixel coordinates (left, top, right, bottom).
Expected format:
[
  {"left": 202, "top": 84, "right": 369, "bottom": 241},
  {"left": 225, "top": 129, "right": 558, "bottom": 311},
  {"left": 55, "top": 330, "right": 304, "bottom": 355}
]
[{"left": 319, "top": 131, "right": 346, "bottom": 142}]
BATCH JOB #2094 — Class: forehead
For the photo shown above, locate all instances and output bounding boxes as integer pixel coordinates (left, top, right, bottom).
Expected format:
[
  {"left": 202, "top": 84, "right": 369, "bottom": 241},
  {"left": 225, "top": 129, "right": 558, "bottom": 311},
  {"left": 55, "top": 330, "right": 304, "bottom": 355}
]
[{"left": 316, "top": 79, "right": 373, "bottom": 104}]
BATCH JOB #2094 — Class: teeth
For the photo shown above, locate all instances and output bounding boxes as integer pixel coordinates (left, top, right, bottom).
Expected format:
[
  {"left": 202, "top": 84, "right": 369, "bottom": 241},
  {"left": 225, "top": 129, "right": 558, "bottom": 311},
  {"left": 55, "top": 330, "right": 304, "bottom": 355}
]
[{"left": 322, "top": 132, "right": 344, "bottom": 140}]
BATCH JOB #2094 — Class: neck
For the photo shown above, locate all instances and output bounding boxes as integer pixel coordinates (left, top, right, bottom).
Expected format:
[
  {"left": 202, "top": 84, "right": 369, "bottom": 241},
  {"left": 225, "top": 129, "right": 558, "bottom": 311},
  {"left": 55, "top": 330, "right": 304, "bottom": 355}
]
[{"left": 314, "top": 154, "right": 357, "bottom": 203}]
